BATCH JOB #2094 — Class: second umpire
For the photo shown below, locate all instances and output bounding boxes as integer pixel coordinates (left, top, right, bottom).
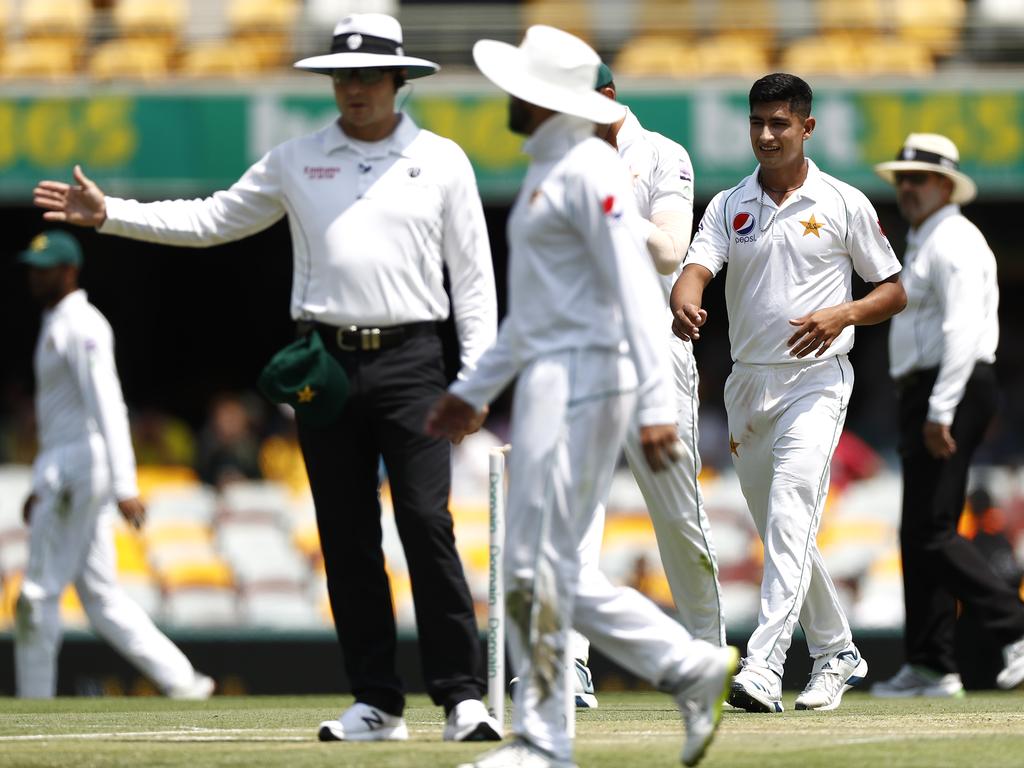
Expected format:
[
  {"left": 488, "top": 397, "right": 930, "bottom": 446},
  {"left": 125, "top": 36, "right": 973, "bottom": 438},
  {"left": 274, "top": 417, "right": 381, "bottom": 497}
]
[{"left": 32, "top": 13, "right": 500, "bottom": 742}]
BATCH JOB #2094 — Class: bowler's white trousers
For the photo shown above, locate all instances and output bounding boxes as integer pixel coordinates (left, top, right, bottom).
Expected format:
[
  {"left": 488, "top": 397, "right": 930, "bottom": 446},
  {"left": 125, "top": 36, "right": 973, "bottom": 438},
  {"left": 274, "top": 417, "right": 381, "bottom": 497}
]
[
  {"left": 505, "top": 349, "right": 718, "bottom": 760},
  {"left": 573, "top": 336, "right": 725, "bottom": 662},
  {"left": 16, "top": 435, "right": 198, "bottom": 697},
  {"left": 725, "top": 356, "right": 854, "bottom": 677}
]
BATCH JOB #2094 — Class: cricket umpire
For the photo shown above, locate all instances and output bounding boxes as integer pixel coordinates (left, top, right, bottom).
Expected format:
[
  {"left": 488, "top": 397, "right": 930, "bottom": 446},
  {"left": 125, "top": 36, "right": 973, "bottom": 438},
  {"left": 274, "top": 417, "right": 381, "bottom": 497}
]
[
  {"left": 871, "top": 134, "right": 1024, "bottom": 697},
  {"left": 32, "top": 13, "right": 500, "bottom": 742}
]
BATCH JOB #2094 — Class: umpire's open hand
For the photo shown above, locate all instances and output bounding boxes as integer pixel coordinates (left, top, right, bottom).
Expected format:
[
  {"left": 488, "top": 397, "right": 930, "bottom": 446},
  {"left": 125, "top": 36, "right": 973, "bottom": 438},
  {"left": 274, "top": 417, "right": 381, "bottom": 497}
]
[
  {"left": 34, "top": 165, "right": 108, "bottom": 227},
  {"left": 425, "top": 394, "right": 487, "bottom": 445}
]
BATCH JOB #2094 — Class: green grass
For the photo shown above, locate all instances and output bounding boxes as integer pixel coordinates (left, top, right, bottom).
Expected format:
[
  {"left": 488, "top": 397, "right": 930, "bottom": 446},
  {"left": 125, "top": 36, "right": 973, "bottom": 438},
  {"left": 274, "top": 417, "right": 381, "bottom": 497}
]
[{"left": 0, "top": 691, "right": 1023, "bottom": 767}]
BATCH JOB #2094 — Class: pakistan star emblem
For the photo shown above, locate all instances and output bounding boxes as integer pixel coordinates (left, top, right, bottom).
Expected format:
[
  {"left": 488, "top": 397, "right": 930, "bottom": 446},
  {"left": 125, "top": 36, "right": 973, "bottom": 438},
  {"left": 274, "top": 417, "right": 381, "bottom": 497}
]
[
  {"left": 800, "top": 213, "right": 824, "bottom": 237},
  {"left": 729, "top": 433, "right": 740, "bottom": 457},
  {"left": 296, "top": 385, "right": 316, "bottom": 403}
]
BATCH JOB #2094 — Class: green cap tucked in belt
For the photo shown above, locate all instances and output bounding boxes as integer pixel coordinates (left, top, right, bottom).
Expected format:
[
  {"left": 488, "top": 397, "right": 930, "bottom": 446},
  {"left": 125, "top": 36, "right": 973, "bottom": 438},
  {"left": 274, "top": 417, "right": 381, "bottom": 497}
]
[{"left": 257, "top": 331, "right": 349, "bottom": 427}]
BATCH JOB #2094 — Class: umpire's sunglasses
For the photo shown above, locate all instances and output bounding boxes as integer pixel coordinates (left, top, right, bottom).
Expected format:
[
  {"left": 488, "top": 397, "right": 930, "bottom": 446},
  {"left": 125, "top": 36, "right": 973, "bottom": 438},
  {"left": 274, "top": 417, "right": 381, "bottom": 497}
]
[
  {"left": 332, "top": 68, "right": 391, "bottom": 86},
  {"left": 894, "top": 172, "right": 935, "bottom": 187}
]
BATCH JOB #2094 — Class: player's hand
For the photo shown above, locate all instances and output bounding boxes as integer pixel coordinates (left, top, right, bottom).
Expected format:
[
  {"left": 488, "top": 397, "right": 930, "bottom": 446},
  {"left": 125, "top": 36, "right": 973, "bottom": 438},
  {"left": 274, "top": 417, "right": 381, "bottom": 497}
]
[
  {"left": 117, "top": 497, "right": 146, "bottom": 530},
  {"left": 33, "top": 164, "right": 107, "bottom": 227},
  {"left": 923, "top": 420, "right": 956, "bottom": 459},
  {"left": 787, "top": 306, "right": 849, "bottom": 358},
  {"left": 672, "top": 303, "right": 707, "bottom": 342},
  {"left": 22, "top": 493, "right": 36, "bottom": 525},
  {"left": 639, "top": 424, "right": 683, "bottom": 472},
  {"left": 425, "top": 394, "right": 487, "bottom": 445}
]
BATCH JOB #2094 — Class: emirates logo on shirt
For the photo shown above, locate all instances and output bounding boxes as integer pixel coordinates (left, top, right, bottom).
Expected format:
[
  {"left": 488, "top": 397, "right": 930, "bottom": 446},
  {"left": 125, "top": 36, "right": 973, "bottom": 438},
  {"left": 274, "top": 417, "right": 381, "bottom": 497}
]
[{"left": 304, "top": 166, "right": 341, "bottom": 180}]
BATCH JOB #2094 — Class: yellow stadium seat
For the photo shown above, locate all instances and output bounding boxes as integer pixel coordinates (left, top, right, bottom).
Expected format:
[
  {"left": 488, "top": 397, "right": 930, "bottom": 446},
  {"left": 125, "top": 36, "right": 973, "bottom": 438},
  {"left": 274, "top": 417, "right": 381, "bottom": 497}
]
[
  {"left": 135, "top": 465, "right": 200, "bottom": 500},
  {"left": 226, "top": 0, "right": 300, "bottom": 68},
  {"left": 704, "top": 1, "right": 777, "bottom": 48},
  {"left": 114, "top": 524, "right": 153, "bottom": 577},
  {"left": 816, "top": 0, "right": 885, "bottom": 36},
  {"left": 614, "top": 35, "right": 700, "bottom": 78},
  {"left": 522, "top": 0, "right": 594, "bottom": 43},
  {"left": 0, "top": 40, "right": 76, "bottom": 80},
  {"left": 20, "top": 0, "right": 92, "bottom": 45},
  {"left": 633, "top": 0, "right": 698, "bottom": 38},
  {"left": 113, "top": 0, "right": 186, "bottom": 42},
  {"left": 87, "top": 38, "right": 174, "bottom": 81},
  {"left": 695, "top": 35, "right": 771, "bottom": 78},
  {"left": 779, "top": 34, "right": 862, "bottom": 76},
  {"left": 159, "top": 558, "right": 235, "bottom": 590},
  {"left": 858, "top": 38, "right": 935, "bottom": 76},
  {"left": 894, "top": 0, "right": 966, "bottom": 57}
]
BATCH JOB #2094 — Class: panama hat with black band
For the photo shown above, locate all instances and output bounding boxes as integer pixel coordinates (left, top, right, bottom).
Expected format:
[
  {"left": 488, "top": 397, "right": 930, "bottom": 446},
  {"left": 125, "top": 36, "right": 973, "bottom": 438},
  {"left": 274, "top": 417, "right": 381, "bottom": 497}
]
[
  {"left": 874, "top": 133, "right": 977, "bottom": 205},
  {"left": 293, "top": 13, "right": 439, "bottom": 78}
]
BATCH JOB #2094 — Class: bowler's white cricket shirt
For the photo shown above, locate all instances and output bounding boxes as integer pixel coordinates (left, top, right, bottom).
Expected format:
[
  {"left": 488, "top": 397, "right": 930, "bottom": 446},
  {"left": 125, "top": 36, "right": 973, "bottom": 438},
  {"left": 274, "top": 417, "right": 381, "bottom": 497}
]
[
  {"left": 450, "top": 113, "right": 674, "bottom": 427},
  {"left": 616, "top": 108, "right": 695, "bottom": 302},
  {"left": 685, "top": 159, "right": 900, "bottom": 364},
  {"left": 100, "top": 114, "right": 497, "bottom": 372},
  {"left": 888, "top": 203, "right": 999, "bottom": 425},
  {"left": 33, "top": 290, "right": 138, "bottom": 499}
]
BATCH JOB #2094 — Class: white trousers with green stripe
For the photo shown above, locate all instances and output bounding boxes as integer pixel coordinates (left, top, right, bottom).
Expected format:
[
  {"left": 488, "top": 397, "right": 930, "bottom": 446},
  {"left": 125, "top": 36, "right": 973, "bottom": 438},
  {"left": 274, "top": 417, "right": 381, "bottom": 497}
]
[
  {"left": 571, "top": 336, "right": 724, "bottom": 665},
  {"left": 725, "top": 355, "right": 854, "bottom": 677}
]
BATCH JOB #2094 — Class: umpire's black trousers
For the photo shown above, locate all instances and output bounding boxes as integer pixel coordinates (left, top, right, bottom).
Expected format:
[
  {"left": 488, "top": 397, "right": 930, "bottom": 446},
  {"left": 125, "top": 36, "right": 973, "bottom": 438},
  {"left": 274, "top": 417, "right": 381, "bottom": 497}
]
[
  {"left": 898, "top": 363, "right": 1024, "bottom": 674},
  {"left": 297, "top": 324, "right": 484, "bottom": 716}
]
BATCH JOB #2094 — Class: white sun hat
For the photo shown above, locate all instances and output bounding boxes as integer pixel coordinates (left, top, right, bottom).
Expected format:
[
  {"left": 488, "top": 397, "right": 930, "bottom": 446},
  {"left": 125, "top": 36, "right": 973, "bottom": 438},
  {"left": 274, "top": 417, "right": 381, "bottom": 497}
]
[
  {"left": 472, "top": 25, "right": 626, "bottom": 125},
  {"left": 874, "top": 133, "right": 977, "bottom": 204},
  {"left": 294, "top": 13, "right": 439, "bottom": 78}
]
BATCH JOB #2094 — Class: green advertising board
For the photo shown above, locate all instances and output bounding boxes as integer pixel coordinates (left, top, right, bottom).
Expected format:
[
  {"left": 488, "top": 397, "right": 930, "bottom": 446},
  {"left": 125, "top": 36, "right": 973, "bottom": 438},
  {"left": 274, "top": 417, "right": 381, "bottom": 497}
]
[{"left": 0, "top": 78, "right": 1021, "bottom": 202}]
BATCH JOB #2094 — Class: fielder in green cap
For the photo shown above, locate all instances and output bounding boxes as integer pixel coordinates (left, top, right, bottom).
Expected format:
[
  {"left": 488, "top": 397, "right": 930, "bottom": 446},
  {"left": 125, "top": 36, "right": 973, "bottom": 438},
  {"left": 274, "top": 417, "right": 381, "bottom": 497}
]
[{"left": 18, "top": 229, "right": 83, "bottom": 268}]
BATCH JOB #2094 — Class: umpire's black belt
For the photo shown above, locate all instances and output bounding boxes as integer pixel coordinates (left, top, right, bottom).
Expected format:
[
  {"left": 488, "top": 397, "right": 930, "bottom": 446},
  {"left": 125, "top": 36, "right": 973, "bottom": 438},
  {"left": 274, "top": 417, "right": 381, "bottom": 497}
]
[{"left": 315, "top": 321, "right": 438, "bottom": 352}]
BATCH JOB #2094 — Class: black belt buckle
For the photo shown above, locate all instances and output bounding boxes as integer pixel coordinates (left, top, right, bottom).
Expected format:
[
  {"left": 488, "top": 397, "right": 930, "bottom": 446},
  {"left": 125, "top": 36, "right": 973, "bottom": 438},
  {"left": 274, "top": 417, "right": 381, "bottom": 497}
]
[{"left": 337, "top": 326, "right": 383, "bottom": 351}]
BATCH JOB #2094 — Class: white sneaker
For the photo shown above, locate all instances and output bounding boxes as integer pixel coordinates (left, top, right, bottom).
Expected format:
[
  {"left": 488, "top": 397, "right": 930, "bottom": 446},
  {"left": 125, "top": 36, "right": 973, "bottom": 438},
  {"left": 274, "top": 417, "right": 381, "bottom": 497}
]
[
  {"left": 456, "top": 738, "right": 577, "bottom": 768},
  {"left": 676, "top": 646, "right": 739, "bottom": 767},
  {"left": 727, "top": 661, "right": 783, "bottom": 713},
  {"left": 870, "top": 664, "right": 964, "bottom": 698},
  {"left": 443, "top": 698, "right": 502, "bottom": 741},
  {"left": 573, "top": 658, "right": 598, "bottom": 709},
  {"left": 165, "top": 673, "right": 214, "bottom": 700},
  {"left": 317, "top": 702, "right": 409, "bottom": 741},
  {"left": 509, "top": 658, "right": 598, "bottom": 709},
  {"left": 795, "top": 646, "right": 868, "bottom": 711},
  {"left": 997, "top": 636, "right": 1024, "bottom": 689}
]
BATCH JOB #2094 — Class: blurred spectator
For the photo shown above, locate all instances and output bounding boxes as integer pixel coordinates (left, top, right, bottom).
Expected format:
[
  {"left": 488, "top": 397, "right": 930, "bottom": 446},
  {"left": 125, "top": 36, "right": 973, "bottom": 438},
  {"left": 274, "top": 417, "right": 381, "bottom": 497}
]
[
  {"left": 830, "top": 430, "right": 882, "bottom": 494},
  {"left": 195, "top": 393, "right": 263, "bottom": 488},
  {"left": 131, "top": 407, "right": 196, "bottom": 467}
]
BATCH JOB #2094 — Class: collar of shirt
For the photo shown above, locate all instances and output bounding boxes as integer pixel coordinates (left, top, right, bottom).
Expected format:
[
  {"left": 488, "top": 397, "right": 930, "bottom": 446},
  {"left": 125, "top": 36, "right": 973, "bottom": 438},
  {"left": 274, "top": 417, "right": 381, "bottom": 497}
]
[
  {"left": 522, "top": 113, "right": 596, "bottom": 161},
  {"left": 614, "top": 108, "right": 643, "bottom": 153},
  {"left": 44, "top": 289, "right": 87, "bottom": 320},
  {"left": 321, "top": 112, "right": 421, "bottom": 159},
  {"left": 907, "top": 202, "right": 961, "bottom": 248},
  {"left": 738, "top": 157, "right": 825, "bottom": 207}
]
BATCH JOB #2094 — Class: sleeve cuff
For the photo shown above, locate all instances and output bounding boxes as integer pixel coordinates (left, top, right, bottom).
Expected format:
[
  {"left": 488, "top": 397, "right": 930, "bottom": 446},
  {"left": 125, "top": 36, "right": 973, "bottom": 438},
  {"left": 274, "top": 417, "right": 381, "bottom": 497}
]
[
  {"left": 636, "top": 405, "right": 676, "bottom": 427},
  {"left": 926, "top": 403, "right": 955, "bottom": 426}
]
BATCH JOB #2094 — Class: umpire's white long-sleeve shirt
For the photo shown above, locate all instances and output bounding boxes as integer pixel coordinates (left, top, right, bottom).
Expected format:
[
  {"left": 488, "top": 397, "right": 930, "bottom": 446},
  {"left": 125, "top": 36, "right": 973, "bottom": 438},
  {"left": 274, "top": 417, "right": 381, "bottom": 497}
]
[
  {"left": 888, "top": 203, "right": 999, "bottom": 425},
  {"left": 99, "top": 114, "right": 497, "bottom": 373},
  {"left": 450, "top": 113, "right": 674, "bottom": 427},
  {"left": 33, "top": 290, "right": 138, "bottom": 500}
]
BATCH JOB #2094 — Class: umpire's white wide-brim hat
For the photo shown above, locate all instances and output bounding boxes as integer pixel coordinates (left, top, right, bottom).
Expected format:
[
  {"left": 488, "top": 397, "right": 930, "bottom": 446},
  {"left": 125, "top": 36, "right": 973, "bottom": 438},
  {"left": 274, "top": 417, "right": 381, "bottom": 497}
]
[
  {"left": 294, "top": 13, "right": 439, "bottom": 79},
  {"left": 874, "top": 133, "right": 977, "bottom": 204},
  {"left": 472, "top": 25, "right": 626, "bottom": 125}
]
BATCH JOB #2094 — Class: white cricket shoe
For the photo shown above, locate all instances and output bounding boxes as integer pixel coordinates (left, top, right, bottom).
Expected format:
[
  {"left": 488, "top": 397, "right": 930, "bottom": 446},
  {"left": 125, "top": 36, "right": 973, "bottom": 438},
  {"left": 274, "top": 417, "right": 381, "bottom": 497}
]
[
  {"left": 997, "top": 635, "right": 1024, "bottom": 689},
  {"left": 573, "top": 658, "right": 598, "bottom": 709},
  {"left": 443, "top": 698, "right": 502, "bottom": 741},
  {"left": 317, "top": 702, "right": 409, "bottom": 741},
  {"left": 509, "top": 658, "right": 598, "bottom": 709},
  {"left": 165, "top": 673, "right": 215, "bottom": 700},
  {"left": 675, "top": 645, "right": 739, "bottom": 767},
  {"left": 869, "top": 664, "right": 964, "bottom": 698},
  {"left": 456, "top": 738, "right": 577, "bottom": 768},
  {"left": 795, "top": 646, "right": 868, "bottom": 711},
  {"left": 727, "top": 661, "right": 783, "bottom": 713}
]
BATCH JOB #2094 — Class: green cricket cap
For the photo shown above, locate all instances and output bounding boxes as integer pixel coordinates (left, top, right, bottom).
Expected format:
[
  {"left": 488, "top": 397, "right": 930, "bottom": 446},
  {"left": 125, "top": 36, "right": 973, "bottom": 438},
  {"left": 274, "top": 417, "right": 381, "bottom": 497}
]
[
  {"left": 257, "top": 330, "right": 349, "bottom": 427},
  {"left": 595, "top": 62, "right": 614, "bottom": 90},
  {"left": 19, "top": 230, "right": 83, "bottom": 268}
]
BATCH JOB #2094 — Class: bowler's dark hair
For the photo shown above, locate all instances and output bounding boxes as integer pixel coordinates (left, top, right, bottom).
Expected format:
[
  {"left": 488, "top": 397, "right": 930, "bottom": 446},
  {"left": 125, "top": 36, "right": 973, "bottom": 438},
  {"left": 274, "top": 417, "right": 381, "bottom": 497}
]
[{"left": 749, "top": 73, "right": 813, "bottom": 118}]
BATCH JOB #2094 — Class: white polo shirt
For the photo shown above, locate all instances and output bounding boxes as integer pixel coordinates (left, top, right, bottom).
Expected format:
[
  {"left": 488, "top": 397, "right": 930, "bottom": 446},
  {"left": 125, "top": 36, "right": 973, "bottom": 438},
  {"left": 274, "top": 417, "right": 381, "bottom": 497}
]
[
  {"left": 100, "top": 113, "right": 497, "bottom": 373},
  {"left": 888, "top": 203, "right": 999, "bottom": 425},
  {"left": 616, "top": 108, "right": 695, "bottom": 303},
  {"left": 685, "top": 158, "right": 900, "bottom": 365},
  {"left": 33, "top": 290, "right": 138, "bottom": 500},
  {"left": 451, "top": 113, "right": 674, "bottom": 427}
]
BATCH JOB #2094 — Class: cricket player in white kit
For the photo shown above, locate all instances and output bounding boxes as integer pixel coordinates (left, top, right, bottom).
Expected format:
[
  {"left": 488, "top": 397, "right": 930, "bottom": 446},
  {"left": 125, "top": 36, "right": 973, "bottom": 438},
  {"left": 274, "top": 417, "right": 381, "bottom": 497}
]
[
  {"left": 428, "top": 25, "right": 738, "bottom": 768},
  {"left": 673, "top": 73, "right": 906, "bottom": 713},
  {"left": 16, "top": 230, "right": 213, "bottom": 700},
  {"left": 565, "top": 63, "right": 725, "bottom": 707}
]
